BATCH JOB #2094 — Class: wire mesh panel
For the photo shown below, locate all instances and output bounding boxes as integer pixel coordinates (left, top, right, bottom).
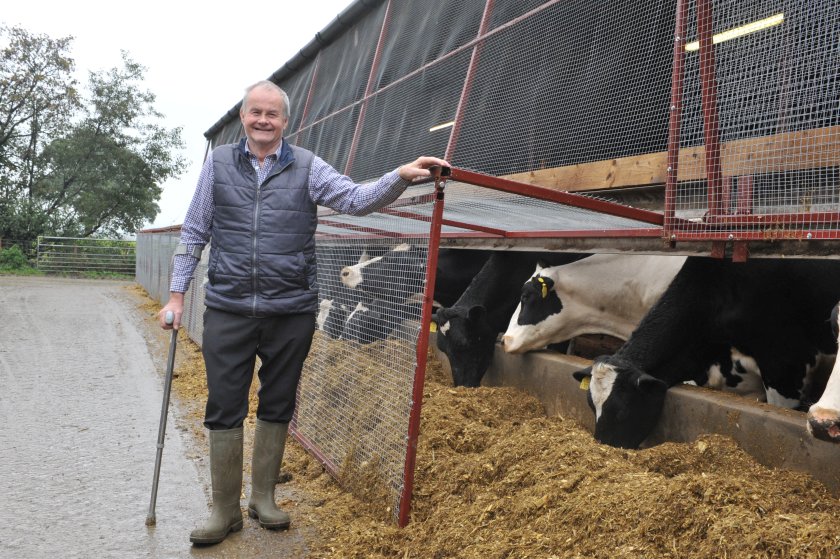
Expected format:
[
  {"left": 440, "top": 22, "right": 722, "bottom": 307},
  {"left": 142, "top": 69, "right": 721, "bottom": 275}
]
[
  {"left": 291, "top": 185, "right": 437, "bottom": 525},
  {"left": 453, "top": 0, "right": 675, "bottom": 178},
  {"left": 667, "top": 0, "right": 840, "bottom": 241},
  {"left": 135, "top": 230, "right": 208, "bottom": 347}
]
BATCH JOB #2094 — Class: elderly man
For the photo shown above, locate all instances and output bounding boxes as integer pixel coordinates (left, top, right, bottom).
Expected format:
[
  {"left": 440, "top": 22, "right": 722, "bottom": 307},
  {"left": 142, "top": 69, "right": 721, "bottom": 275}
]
[{"left": 159, "top": 80, "right": 448, "bottom": 545}]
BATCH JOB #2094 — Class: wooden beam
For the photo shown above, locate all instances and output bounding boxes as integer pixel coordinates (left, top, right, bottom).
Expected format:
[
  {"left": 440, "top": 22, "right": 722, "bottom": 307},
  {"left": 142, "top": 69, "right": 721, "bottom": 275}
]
[{"left": 502, "top": 126, "right": 840, "bottom": 193}]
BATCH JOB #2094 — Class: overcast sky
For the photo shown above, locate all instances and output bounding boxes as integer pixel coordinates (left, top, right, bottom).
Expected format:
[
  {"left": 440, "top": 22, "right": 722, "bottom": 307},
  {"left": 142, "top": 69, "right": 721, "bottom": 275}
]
[{"left": 3, "top": 0, "right": 354, "bottom": 230}]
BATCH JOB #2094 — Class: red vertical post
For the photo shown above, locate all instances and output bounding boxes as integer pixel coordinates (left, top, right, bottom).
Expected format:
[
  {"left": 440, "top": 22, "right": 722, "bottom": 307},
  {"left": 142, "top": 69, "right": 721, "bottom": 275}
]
[
  {"left": 344, "top": 0, "right": 393, "bottom": 176},
  {"left": 398, "top": 168, "right": 446, "bottom": 528},
  {"left": 293, "top": 52, "right": 323, "bottom": 146},
  {"left": 697, "top": 0, "right": 724, "bottom": 218},
  {"left": 664, "top": 0, "right": 687, "bottom": 234},
  {"left": 444, "top": 0, "right": 495, "bottom": 161}
]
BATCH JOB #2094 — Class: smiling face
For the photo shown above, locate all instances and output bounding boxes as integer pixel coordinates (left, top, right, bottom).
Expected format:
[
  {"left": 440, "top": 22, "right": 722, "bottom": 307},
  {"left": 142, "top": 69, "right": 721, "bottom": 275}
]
[{"left": 240, "top": 85, "right": 289, "bottom": 156}]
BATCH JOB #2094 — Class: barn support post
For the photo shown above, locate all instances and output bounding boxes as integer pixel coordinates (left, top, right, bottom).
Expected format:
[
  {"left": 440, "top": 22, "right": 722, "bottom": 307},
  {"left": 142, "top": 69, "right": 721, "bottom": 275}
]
[
  {"left": 398, "top": 166, "right": 447, "bottom": 528},
  {"left": 344, "top": 0, "right": 392, "bottom": 176},
  {"left": 664, "top": 0, "right": 687, "bottom": 244}
]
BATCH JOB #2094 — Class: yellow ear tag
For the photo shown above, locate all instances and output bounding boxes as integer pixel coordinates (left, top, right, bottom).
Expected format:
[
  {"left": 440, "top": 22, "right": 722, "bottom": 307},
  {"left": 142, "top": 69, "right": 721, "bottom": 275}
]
[
  {"left": 538, "top": 277, "right": 548, "bottom": 299},
  {"left": 429, "top": 322, "right": 437, "bottom": 332},
  {"left": 579, "top": 376, "right": 590, "bottom": 390}
]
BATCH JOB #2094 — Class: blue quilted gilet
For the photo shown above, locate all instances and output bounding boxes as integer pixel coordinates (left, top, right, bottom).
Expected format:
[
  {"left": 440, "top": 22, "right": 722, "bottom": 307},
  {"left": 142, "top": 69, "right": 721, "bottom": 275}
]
[{"left": 204, "top": 139, "right": 319, "bottom": 317}]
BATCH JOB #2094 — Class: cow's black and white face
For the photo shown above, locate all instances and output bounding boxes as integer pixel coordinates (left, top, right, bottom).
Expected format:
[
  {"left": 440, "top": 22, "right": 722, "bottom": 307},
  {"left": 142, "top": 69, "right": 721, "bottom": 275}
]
[
  {"left": 808, "top": 301, "right": 840, "bottom": 443},
  {"left": 340, "top": 301, "right": 387, "bottom": 344},
  {"left": 433, "top": 306, "right": 497, "bottom": 387},
  {"left": 573, "top": 356, "right": 668, "bottom": 449},
  {"left": 340, "top": 243, "right": 413, "bottom": 288},
  {"left": 502, "top": 268, "right": 568, "bottom": 354}
]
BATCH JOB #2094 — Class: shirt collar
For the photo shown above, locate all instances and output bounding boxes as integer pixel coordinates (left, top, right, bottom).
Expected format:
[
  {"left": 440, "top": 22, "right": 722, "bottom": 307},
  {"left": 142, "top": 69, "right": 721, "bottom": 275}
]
[{"left": 243, "top": 138, "right": 284, "bottom": 159}]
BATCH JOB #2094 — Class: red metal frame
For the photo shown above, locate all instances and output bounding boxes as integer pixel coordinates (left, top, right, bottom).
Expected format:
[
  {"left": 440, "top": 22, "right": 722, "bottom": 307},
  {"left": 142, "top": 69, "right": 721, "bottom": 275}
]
[
  {"left": 664, "top": 0, "right": 687, "bottom": 229},
  {"left": 294, "top": 51, "right": 323, "bottom": 146},
  {"left": 447, "top": 167, "right": 668, "bottom": 226},
  {"left": 398, "top": 173, "right": 447, "bottom": 527}
]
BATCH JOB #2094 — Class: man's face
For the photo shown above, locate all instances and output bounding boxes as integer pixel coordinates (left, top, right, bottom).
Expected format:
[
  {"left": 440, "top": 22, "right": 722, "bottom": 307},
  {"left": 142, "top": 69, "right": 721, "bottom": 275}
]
[{"left": 240, "top": 87, "right": 289, "bottom": 153}]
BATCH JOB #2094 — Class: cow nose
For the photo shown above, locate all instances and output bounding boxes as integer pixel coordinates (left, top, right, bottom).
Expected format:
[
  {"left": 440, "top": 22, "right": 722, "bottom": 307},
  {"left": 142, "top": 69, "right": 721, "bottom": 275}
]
[{"left": 501, "top": 335, "right": 522, "bottom": 354}]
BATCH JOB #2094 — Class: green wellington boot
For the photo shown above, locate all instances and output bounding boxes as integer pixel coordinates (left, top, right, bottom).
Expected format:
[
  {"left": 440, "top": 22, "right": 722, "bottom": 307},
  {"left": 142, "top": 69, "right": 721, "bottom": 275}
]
[
  {"left": 190, "top": 427, "right": 244, "bottom": 545},
  {"left": 247, "top": 419, "right": 292, "bottom": 529}
]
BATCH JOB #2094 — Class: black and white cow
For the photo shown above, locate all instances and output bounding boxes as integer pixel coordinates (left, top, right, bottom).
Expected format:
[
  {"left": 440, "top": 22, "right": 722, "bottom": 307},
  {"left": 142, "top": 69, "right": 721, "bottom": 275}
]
[
  {"left": 340, "top": 245, "right": 489, "bottom": 307},
  {"left": 340, "top": 243, "right": 428, "bottom": 302},
  {"left": 432, "top": 251, "right": 585, "bottom": 387},
  {"left": 503, "top": 254, "right": 687, "bottom": 352},
  {"left": 573, "top": 256, "right": 840, "bottom": 449},
  {"left": 808, "top": 301, "right": 840, "bottom": 443},
  {"left": 317, "top": 284, "right": 362, "bottom": 339},
  {"left": 502, "top": 254, "right": 765, "bottom": 401},
  {"left": 324, "top": 245, "right": 488, "bottom": 341},
  {"left": 316, "top": 244, "right": 388, "bottom": 339},
  {"left": 339, "top": 298, "right": 423, "bottom": 344}
]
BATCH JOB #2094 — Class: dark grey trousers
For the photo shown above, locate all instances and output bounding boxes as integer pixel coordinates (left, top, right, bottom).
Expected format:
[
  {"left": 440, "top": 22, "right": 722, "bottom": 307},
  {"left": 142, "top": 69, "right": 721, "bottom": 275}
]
[{"left": 201, "top": 307, "right": 316, "bottom": 430}]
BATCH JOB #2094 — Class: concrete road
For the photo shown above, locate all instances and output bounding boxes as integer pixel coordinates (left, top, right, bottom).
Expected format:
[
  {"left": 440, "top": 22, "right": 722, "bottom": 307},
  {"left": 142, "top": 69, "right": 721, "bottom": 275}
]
[{"left": 0, "top": 276, "right": 317, "bottom": 558}]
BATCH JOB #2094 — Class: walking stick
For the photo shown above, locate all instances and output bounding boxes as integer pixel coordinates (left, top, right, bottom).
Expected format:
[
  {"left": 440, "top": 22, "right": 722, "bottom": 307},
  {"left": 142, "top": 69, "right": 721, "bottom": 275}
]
[{"left": 146, "top": 310, "right": 178, "bottom": 526}]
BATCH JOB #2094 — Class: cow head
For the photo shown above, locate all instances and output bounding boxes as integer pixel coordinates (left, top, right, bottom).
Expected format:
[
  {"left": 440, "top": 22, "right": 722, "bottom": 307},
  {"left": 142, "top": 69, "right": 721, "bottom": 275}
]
[
  {"left": 807, "top": 301, "right": 840, "bottom": 443},
  {"left": 573, "top": 355, "right": 668, "bottom": 449},
  {"left": 503, "top": 266, "right": 565, "bottom": 354},
  {"left": 432, "top": 305, "right": 497, "bottom": 387},
  {"left": 340, "top": 243, "right": 413, "bottom": 289},
  {"left": 340, "top": 301, "right": 387, "bottom": 344}
]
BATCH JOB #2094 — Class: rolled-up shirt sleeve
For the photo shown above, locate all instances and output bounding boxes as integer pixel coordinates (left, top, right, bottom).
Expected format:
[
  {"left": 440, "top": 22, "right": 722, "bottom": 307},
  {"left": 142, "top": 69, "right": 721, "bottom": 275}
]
[
  {"left": 170, "top": 154, "right": 215, "bottom": 293},
  {"left": 308, "top": 155, "right": 411, "bottom": 216}
]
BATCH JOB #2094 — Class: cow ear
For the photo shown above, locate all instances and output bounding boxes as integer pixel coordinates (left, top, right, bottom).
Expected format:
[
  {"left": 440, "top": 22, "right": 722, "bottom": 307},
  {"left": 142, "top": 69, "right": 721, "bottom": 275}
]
[
  {"left": 467, "top": 305, "right": 487, "bottom": 322},
  {"left": 572, "top": 367, "right": 592, "bottom": 391},
  {"left": 635, "top": 373, "right": 668, "bottom": 393},
  {"left": 572, "top": 367, "right": 592, "bottom": 381},
  {"left": 536, "top": 258, "right": 552, "bottom": 270}
]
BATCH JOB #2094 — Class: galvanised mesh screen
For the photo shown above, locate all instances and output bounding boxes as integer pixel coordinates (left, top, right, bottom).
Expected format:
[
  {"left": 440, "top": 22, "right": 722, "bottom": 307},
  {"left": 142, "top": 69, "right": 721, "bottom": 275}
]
[
  {"left": 371, "top": 0, "right": 484, "bottom": 90},
  {"left": 298, "top": 3, "right": 387, "bottom": 130},
  {"left": 668, "top": 0, "right": 840, "bottom": 241},
  {"left": 348, "top": 49, "right": 471, "bottom": 180},
  {"left": 278, "top": 60, "right": 318, "bottom": 136},
  {"left": 292, "top": 186, "right": 435, "bottom": 525},
  {"left": 135, "top": 231, "right": 209, "bottom": 348},
  {"left": 288, "top": 105, "right": 361, "bottom": 177},
  {"left": 453, "top": 0, "right": 675, "bottom": 177}
]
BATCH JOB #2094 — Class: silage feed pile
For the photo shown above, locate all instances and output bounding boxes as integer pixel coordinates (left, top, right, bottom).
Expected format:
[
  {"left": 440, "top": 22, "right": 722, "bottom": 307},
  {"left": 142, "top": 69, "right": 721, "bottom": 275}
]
[{"left": 132, "top": 286, "right": 840, "bottom": 558}]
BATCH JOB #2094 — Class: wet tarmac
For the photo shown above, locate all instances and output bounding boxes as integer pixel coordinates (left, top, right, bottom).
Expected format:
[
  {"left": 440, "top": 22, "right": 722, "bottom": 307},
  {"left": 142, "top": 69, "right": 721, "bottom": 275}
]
[{"left": 0, "top": 277, "right": 318, "bottom": 558}]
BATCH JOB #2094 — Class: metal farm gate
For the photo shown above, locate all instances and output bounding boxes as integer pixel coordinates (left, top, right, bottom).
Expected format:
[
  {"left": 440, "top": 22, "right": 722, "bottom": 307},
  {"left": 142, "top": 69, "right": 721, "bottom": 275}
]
[
  {"left": 36, "top": 236, "right": 135, "bottom": 275},
  {"left": 187, "top": 0, "right": 840, "bottom": 527}
]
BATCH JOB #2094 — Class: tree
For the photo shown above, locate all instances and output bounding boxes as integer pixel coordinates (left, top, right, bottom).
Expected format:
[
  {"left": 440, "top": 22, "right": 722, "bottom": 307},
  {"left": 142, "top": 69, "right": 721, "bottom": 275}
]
[
  {"left": 0, "top": 25, "right": 78, "bottom": 239},
  {"left": 0, "top": 26, "right": 186, "bottom": 240}
]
